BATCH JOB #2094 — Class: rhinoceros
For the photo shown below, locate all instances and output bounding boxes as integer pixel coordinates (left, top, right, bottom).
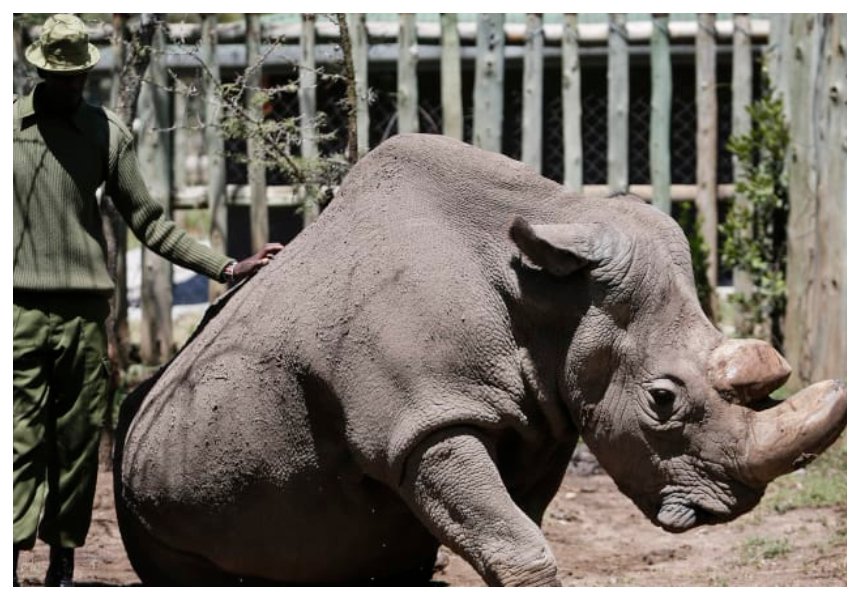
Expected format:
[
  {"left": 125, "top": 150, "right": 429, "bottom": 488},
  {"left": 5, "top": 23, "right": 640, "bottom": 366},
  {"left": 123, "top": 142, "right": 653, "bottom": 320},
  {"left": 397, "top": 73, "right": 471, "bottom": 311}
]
[{"left": 114, "top": 133, "right": 846, "bottom": 586}]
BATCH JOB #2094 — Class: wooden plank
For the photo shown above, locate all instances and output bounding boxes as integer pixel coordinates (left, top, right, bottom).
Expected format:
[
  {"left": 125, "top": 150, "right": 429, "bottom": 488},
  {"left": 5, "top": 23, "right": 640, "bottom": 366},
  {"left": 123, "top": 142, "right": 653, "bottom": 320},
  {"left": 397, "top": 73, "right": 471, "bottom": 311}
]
[
  {"left": 440, "top": 13, "right": 463, "bottom": 140},
  {"left": 397, "top": 13, "right": 419, "bottom": 134},
  {"left": 767, "top": 14, "right": 792, "bottom": 115},
  {"left": 562, "top": 14, "right": 582, "bottom": 191},
  {"left": 521, "top": 13, "right": 544, "bottom": 172},
  {"left": 810, "top": 13, "right": 846, "bottom": 382},
  {"left": 246, "top": 13, "right": 268, "bottom": 250},
  {"left": 346, "top": 13, "right": 370, "bottom": 157},
  {"left": 473, "top": 13, "right": 505, "bottom": 152},
  {"left": 607, "top": 13, "right": 629, "bottom": 194},
  {"left": 784, "top": 14, "right": 819, "bottom": 381},
  {"left": 649, "top": 13, "right": 672, "bottom": 214},
  {"left": 202, "top": 13, "right": 228, "bottom": 300},
  {"left": 138, "top": 20, "right": 173, "bottom": 364},
  {"left": 300, "top": 13, "right": 319, "bottom": 227},
  {"left": 731, "top": 13, "right": 754, "bottom": 329},
  {"left": 695, "top": 13, "right": 718, "bottom": 316},
  {"left": 784, "top": 14, "right": 846, "bottom": 385}
]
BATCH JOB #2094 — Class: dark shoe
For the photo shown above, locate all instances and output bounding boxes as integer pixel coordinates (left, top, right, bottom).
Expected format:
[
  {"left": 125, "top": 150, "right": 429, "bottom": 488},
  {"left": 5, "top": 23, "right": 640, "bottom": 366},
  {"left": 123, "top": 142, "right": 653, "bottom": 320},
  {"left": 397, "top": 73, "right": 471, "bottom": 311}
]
[
  {"left": 44, "top": 547, "right": 74, "bottom": 587},
  {"left": 13, "top": 545, "right": 20, "bottom": 587}
]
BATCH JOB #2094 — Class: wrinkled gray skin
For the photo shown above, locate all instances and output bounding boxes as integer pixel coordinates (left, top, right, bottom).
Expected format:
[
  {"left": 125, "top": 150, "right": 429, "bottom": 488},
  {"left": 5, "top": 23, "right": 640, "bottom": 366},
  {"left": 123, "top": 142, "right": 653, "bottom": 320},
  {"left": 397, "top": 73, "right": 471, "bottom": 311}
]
[{"left": 115, "top": 134, "right": 846, "bottom": 586}]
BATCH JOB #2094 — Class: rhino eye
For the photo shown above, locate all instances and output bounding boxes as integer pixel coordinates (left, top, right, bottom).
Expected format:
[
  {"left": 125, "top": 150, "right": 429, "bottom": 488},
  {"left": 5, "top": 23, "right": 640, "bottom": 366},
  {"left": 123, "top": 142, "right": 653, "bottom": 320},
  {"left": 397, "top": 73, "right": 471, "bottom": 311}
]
[{"left": 649, "top": 388, "right": 676, "bottom": 407}]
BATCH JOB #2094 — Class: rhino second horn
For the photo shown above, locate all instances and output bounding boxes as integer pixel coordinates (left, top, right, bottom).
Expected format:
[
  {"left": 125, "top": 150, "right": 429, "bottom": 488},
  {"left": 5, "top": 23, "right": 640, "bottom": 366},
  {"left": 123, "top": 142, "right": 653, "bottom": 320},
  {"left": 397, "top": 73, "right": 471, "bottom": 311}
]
[
  {"left": 709, "top": 339, "right": 791, "bottom": 404},
  {"left": 741, "top": 380, "right": 847, "bottom": 487}
]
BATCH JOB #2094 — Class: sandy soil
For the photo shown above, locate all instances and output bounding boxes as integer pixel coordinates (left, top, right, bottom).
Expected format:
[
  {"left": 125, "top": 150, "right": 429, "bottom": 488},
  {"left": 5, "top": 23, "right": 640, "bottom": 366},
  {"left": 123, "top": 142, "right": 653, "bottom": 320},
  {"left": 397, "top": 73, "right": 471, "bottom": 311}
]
[{"left": 15, "top": 459, "right": 845, "bottom": 587}]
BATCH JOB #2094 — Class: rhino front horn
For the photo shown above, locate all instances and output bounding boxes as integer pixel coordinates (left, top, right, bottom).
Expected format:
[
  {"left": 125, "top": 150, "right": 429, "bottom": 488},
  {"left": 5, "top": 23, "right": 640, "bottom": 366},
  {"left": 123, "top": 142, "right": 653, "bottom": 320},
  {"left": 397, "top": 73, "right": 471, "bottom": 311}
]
[
  {"left": 709, "top": 339, "right": 791, "bottom": 404},
  {"left": 741, "top": 380, "right": 847, "bottom": 487}
]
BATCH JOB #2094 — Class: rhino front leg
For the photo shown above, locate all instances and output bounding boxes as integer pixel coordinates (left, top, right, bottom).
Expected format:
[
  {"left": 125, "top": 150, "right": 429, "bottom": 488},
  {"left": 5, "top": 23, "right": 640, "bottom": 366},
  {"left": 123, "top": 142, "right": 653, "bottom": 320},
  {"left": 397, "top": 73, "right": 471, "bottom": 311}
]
[{"left": 400, "top": 427, "right": 561, "bottom": 586}]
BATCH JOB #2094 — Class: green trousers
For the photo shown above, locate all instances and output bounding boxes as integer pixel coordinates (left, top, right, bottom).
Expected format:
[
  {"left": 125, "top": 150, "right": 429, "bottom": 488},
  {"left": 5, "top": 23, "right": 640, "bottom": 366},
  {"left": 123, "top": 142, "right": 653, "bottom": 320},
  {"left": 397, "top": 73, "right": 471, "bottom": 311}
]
[{"left": 13, "top": 292, "right": 110, "bottom": 549}]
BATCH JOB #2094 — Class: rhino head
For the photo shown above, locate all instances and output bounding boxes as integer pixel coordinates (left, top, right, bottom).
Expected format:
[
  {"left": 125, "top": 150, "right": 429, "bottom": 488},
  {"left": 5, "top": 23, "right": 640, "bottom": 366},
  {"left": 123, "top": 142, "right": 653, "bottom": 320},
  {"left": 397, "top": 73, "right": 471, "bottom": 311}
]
[{"left": 509, "top": 200, "right": 846, "bottom": 533}]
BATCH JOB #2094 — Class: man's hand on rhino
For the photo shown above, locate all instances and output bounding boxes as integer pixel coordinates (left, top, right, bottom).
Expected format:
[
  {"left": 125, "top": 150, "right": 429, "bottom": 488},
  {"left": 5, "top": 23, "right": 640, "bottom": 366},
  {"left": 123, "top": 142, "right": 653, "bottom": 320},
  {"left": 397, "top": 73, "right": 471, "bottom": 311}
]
[{"left": 225, "top": 242, "right": 284, "bottom": 283}]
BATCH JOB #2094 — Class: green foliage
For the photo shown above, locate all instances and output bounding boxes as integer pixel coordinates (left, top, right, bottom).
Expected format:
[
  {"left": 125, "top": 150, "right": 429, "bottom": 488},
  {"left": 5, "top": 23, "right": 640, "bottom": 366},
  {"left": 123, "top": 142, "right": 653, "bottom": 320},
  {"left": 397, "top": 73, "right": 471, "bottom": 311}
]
[
  {"left": 676, "top": 201, "right": 714, "bottom": 319},
  {"left": 720, "top": 78, "right": 790, "bottom": 347},
  {"left": 740, "top": 536, "right": 792, "bottom": 564},
  {"left": 218, "top": 78, "right": 350, "bottom": 190}
]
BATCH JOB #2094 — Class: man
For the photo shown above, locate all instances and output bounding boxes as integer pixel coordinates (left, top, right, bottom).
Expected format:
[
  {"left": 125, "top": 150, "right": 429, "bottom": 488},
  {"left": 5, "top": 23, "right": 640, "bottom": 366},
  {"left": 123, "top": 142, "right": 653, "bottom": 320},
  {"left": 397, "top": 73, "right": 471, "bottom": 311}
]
[{"left": 13, "top": 14, "right": 283, "bottom": 586}]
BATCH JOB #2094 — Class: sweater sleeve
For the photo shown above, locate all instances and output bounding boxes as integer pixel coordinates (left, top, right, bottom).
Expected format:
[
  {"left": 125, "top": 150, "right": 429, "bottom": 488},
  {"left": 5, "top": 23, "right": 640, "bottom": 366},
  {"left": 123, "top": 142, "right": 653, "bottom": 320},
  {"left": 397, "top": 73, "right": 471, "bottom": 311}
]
[{"left": 106, "top": 133, "right": 232, "bottom": 281}]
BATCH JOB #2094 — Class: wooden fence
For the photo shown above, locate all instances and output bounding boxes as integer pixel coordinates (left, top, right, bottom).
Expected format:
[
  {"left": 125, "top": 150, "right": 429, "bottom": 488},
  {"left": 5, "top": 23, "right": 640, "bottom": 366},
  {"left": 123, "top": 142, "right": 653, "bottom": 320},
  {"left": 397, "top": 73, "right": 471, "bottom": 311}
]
[
  {"left": 119, "top": 12, "right": 768, "bottom": 361},
  {"left": 18, "top": 14, "right": 843, "bottom": 384}
]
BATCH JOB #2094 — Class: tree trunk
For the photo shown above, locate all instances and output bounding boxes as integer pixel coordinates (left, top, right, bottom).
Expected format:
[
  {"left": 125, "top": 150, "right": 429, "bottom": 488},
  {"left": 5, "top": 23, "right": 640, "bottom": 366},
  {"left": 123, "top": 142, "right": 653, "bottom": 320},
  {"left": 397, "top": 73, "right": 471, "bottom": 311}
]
[
  {"left": 104, "top": 13, "right": 159, "bottom": 372},
  {"left": 138, "top": 18, "right": 173, "bottom": 365},
  {"left": 100, "top": 13, "right": 157, "bottom": 468},
  {"left": 202, "top": 14, "right": 228, "bottom": 301}
]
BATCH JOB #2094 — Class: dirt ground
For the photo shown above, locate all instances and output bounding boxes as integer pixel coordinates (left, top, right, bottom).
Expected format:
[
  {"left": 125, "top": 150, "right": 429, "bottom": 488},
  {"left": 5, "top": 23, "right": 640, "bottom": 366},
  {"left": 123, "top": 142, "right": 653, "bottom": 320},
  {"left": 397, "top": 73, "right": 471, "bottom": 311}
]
[{"left": 15, "top": 458, "right": 845, "bottom": 587}]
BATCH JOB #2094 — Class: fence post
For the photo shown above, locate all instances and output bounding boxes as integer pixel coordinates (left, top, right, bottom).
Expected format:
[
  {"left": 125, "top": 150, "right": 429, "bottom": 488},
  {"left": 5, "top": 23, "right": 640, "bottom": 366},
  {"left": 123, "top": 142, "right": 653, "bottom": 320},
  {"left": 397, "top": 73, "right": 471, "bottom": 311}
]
[
  {"left": 784, "top": 14, "right": 846, "bottom": 385},
  {"left": 441, "top": 13, "right": 463, "bottom": 140},
  {"left": 731, "top": 13, "right": 753, "bottom": 330},
  {"left": 649, "top": 13, "right": 671, "bottom": 213},
  {"left": 521, "top": 13, "right": 544, "bottom": 172},
  {"left": 473, "top": 13, "right": 505, "bottom": 152},
  {"left": 300, "top": 13, "right": 319, "bottom": 227},
  {"left": 347, "top": 13, "right": 370, "bottom": 157},
  {"left": 607, "top": 13, "right": 629, "bottom": 194},
  {"left": 810, "top": 13, "right": 846, "bottom": 383},
  {"left": 138, "top": 20, "right": 173, "bottom": 364},
  {"left": 695, "top": 13, "right": 718, "bottom": 317},
  {"left": 398, "top": 13, "right": 419, "bottom": 134},
  {"left": 767, "top": 14, "right": 792, "bottom": 113},
  {"left": 202, "top": 14, "right": 228, "bottom": 301},
  {"left": 562, "top": 14, "right": 582, "bottom": 192},
  {"left": 246, "top": 13, "right": 268, "bottom": 250}
]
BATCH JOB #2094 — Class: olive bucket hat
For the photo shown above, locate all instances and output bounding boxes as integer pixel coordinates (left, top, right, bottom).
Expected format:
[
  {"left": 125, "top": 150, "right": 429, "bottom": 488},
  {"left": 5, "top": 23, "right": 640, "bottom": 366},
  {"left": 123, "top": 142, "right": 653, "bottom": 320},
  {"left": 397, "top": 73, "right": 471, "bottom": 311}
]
[{"left": 24, "top": 14, "right": 100, "bottom": 73}]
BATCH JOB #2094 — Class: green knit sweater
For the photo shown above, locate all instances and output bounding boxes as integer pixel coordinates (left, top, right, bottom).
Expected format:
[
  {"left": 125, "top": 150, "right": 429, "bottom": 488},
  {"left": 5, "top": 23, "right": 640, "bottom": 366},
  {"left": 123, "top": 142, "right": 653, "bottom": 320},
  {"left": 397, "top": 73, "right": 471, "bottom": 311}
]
[{"left": 13, "top": 85, "right": 232, "bottom": 293}]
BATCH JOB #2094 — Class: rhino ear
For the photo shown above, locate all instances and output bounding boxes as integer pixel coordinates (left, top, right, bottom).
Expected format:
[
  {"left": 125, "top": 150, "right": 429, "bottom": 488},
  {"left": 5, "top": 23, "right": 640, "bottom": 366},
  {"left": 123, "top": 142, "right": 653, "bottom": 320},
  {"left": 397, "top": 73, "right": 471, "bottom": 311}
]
[{"left": 508, "top": 216, "right": 594, "bottom": 277}]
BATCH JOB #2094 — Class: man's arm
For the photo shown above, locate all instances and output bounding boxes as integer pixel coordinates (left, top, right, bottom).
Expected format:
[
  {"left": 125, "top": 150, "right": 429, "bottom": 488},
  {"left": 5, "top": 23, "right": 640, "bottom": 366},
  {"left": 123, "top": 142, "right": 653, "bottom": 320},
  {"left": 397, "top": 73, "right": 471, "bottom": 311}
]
[{"left": 106, "top": 133, "right": 282, "bottom": 282}]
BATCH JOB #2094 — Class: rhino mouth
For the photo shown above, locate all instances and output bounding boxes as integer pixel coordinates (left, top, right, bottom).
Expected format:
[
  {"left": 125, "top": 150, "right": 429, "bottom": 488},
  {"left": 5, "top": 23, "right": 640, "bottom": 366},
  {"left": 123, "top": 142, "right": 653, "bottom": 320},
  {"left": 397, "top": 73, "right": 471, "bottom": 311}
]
[
  {"left": 656, "top": 502, "right": 698, "bottom": 532},
  {"left": 656, "top": 501, "right": 725, "bottom": 533},
  {"left": 655, "top": 478, "right": 764, "bottom": 533}
]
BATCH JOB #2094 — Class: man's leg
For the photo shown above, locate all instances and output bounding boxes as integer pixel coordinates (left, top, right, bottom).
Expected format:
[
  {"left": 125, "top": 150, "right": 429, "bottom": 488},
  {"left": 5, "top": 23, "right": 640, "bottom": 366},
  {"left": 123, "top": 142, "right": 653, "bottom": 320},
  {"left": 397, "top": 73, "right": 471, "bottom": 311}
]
[
  {"left": 38, "top": 301, "right": 109, "bottom": 586},
  {"left": 13, "top": 302, "right": 51, "bottom": 551}
]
